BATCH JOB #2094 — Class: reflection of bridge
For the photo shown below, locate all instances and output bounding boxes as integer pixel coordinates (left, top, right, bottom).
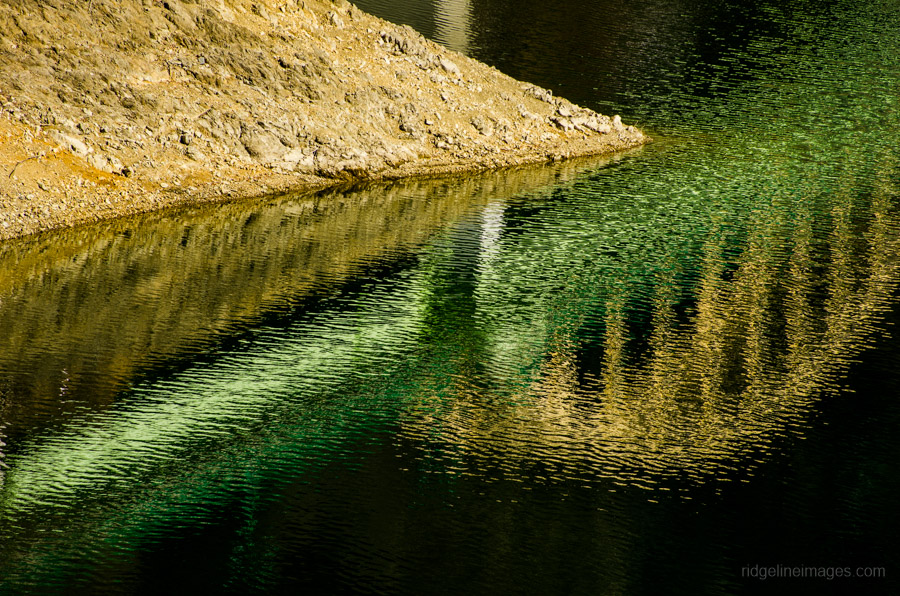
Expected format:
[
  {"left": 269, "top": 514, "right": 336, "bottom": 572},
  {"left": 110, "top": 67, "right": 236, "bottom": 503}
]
[
  {"left": 354, "top": 0, "right": 471, "bottom": 53},
  {"left": 1, "top": 144, "right": 898, "bottom": 583},
  {"left": 0, "top": 157, "right": 620, "bottom": 583},
  {"left": 434, "top": 0, "right": 471, "bottom": 53},
  {"left": 2, "top": 149, "right": 898, "bottom": 511},
  {"left": 0, "top": 159, "right": 605, "bottom": 435},
  {"left": 0, "top": 157, "right": 613, "bottom": 504}
]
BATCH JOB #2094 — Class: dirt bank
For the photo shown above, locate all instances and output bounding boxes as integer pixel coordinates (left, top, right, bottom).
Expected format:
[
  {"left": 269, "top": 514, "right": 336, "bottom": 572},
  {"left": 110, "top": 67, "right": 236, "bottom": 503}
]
[{"left": 0, "top": 0, "right": 648, "bottom": 241}]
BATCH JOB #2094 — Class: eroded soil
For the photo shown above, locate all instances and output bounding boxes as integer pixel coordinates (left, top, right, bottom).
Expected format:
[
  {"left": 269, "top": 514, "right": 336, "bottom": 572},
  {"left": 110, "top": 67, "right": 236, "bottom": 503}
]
[{"left": 0, "top": 0, "right": 647, "bottom": 240}]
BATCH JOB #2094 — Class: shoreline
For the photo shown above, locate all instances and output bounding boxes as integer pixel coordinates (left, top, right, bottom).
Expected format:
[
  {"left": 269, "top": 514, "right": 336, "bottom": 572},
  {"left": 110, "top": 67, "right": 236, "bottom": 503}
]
[{"left": 0, "top": 0, "right": 649, "bottom": 242}]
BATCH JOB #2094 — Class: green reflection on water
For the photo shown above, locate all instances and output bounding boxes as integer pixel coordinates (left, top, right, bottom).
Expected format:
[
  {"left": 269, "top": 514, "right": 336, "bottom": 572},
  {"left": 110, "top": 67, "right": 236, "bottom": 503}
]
[
  {"left": 1, "top": 0, "right": 900, "bottom": 591},
  {"left": 1, "top": 146, "right": 897, "bottom": 588}
]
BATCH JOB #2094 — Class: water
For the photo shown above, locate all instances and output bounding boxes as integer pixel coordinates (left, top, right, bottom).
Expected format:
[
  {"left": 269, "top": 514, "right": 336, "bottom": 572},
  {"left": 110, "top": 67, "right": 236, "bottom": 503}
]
[{"left": 2, "top": 0, "right": 899, "bottom": 593}]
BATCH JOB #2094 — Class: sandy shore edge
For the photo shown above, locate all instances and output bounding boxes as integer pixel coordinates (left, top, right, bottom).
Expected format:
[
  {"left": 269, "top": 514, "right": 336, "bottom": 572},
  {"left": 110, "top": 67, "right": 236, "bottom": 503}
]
[{"left": 0, "top": 0, "right": 649, "bottom": 241}]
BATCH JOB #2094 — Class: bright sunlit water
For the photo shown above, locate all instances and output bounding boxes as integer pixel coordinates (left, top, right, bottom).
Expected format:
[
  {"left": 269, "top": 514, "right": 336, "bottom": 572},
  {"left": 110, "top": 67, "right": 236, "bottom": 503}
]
[{"left": 1, "top": 0, "right": 899, "bottom": 593}]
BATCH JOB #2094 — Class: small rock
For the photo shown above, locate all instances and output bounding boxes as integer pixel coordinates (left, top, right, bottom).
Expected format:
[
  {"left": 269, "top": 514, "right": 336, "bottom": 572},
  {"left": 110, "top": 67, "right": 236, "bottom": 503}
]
[
  {"left": 399, "top": 114, "right": 420, "bottom": 134},
  {"left": 470, "top": 115, "right": 493, "bottom": 136},
  {"left": 186, "top": 146, "right": 206, "bottom": 161},
  {"left": 524, "top": 85, "right": 553, "bottom": 103},
  {"left": 241, "top": 126, "right": 288, "bottom": 161},
  {"left": 439, "top": 58, "right": 460, "bottom": 76},
  {"left": 381, "top": 26, "right": 429, "bottom": 57},
  {"left": 251, "top": 4, "right": 271, "bottom": 20},
  {"left": 549, "top": 116, "right": 574, "bottom": 131},
  {"left": 328, "top": 11, "right": 344, "bottom": 28},
  {"left": 48, "top": 130, "right": 89, "bottom": 157},
  {"left": 87, "top": 153, "right": 124, "bottom": 174}
]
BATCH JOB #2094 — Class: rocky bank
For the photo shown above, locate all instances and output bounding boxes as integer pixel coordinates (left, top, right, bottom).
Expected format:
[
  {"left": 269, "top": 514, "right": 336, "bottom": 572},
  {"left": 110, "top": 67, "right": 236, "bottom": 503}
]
[{"left": 0, "top": 0, "right": 648, "bottom": 241}]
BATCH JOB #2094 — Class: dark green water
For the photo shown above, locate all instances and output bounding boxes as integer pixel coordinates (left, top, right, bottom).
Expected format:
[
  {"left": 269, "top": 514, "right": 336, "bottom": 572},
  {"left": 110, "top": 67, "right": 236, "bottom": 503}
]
[{"left": 2, "top": 0, "right": 899, "bottom": 593}]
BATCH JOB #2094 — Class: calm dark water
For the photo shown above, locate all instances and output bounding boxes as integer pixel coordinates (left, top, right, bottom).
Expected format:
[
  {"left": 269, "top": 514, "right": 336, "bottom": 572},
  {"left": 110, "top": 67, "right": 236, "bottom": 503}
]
[{"left": 2, "top": 0, "right": 900, "bottom": 593}]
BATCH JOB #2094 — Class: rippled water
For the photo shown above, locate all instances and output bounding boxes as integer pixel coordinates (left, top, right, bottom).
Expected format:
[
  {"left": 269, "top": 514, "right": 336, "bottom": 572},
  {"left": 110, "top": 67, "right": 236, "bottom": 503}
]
[{"left": 2, "top": 0, "right": 900, "bottom": 593}]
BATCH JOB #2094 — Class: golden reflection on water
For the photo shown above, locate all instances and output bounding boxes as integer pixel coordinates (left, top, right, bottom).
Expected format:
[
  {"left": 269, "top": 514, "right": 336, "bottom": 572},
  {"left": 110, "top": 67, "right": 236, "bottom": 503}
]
[
  {"left": 404, "top": 157, "right": 900, "bottom": 481},
  {"left": 0, "top": 155, "right": 623, "bottom": 433}
]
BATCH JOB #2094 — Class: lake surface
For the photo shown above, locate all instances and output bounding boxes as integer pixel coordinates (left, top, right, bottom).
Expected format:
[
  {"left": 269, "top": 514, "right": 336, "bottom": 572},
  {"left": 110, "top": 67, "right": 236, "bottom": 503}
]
[{"left": 2, "top": 0, "right": 899, "bottom": 593}]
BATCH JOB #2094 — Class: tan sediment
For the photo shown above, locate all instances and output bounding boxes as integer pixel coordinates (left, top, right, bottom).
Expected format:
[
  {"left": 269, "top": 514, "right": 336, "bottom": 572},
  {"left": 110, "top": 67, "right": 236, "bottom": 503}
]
[{"left": 0, "top": 0, "right": 649, "bottom": 242}]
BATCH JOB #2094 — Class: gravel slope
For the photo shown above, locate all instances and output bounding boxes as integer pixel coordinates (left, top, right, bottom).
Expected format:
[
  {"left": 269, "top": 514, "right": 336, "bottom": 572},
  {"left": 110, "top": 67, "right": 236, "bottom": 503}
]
[{"left": 0, "top": 0, "right": 648, "bottom": 240}]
